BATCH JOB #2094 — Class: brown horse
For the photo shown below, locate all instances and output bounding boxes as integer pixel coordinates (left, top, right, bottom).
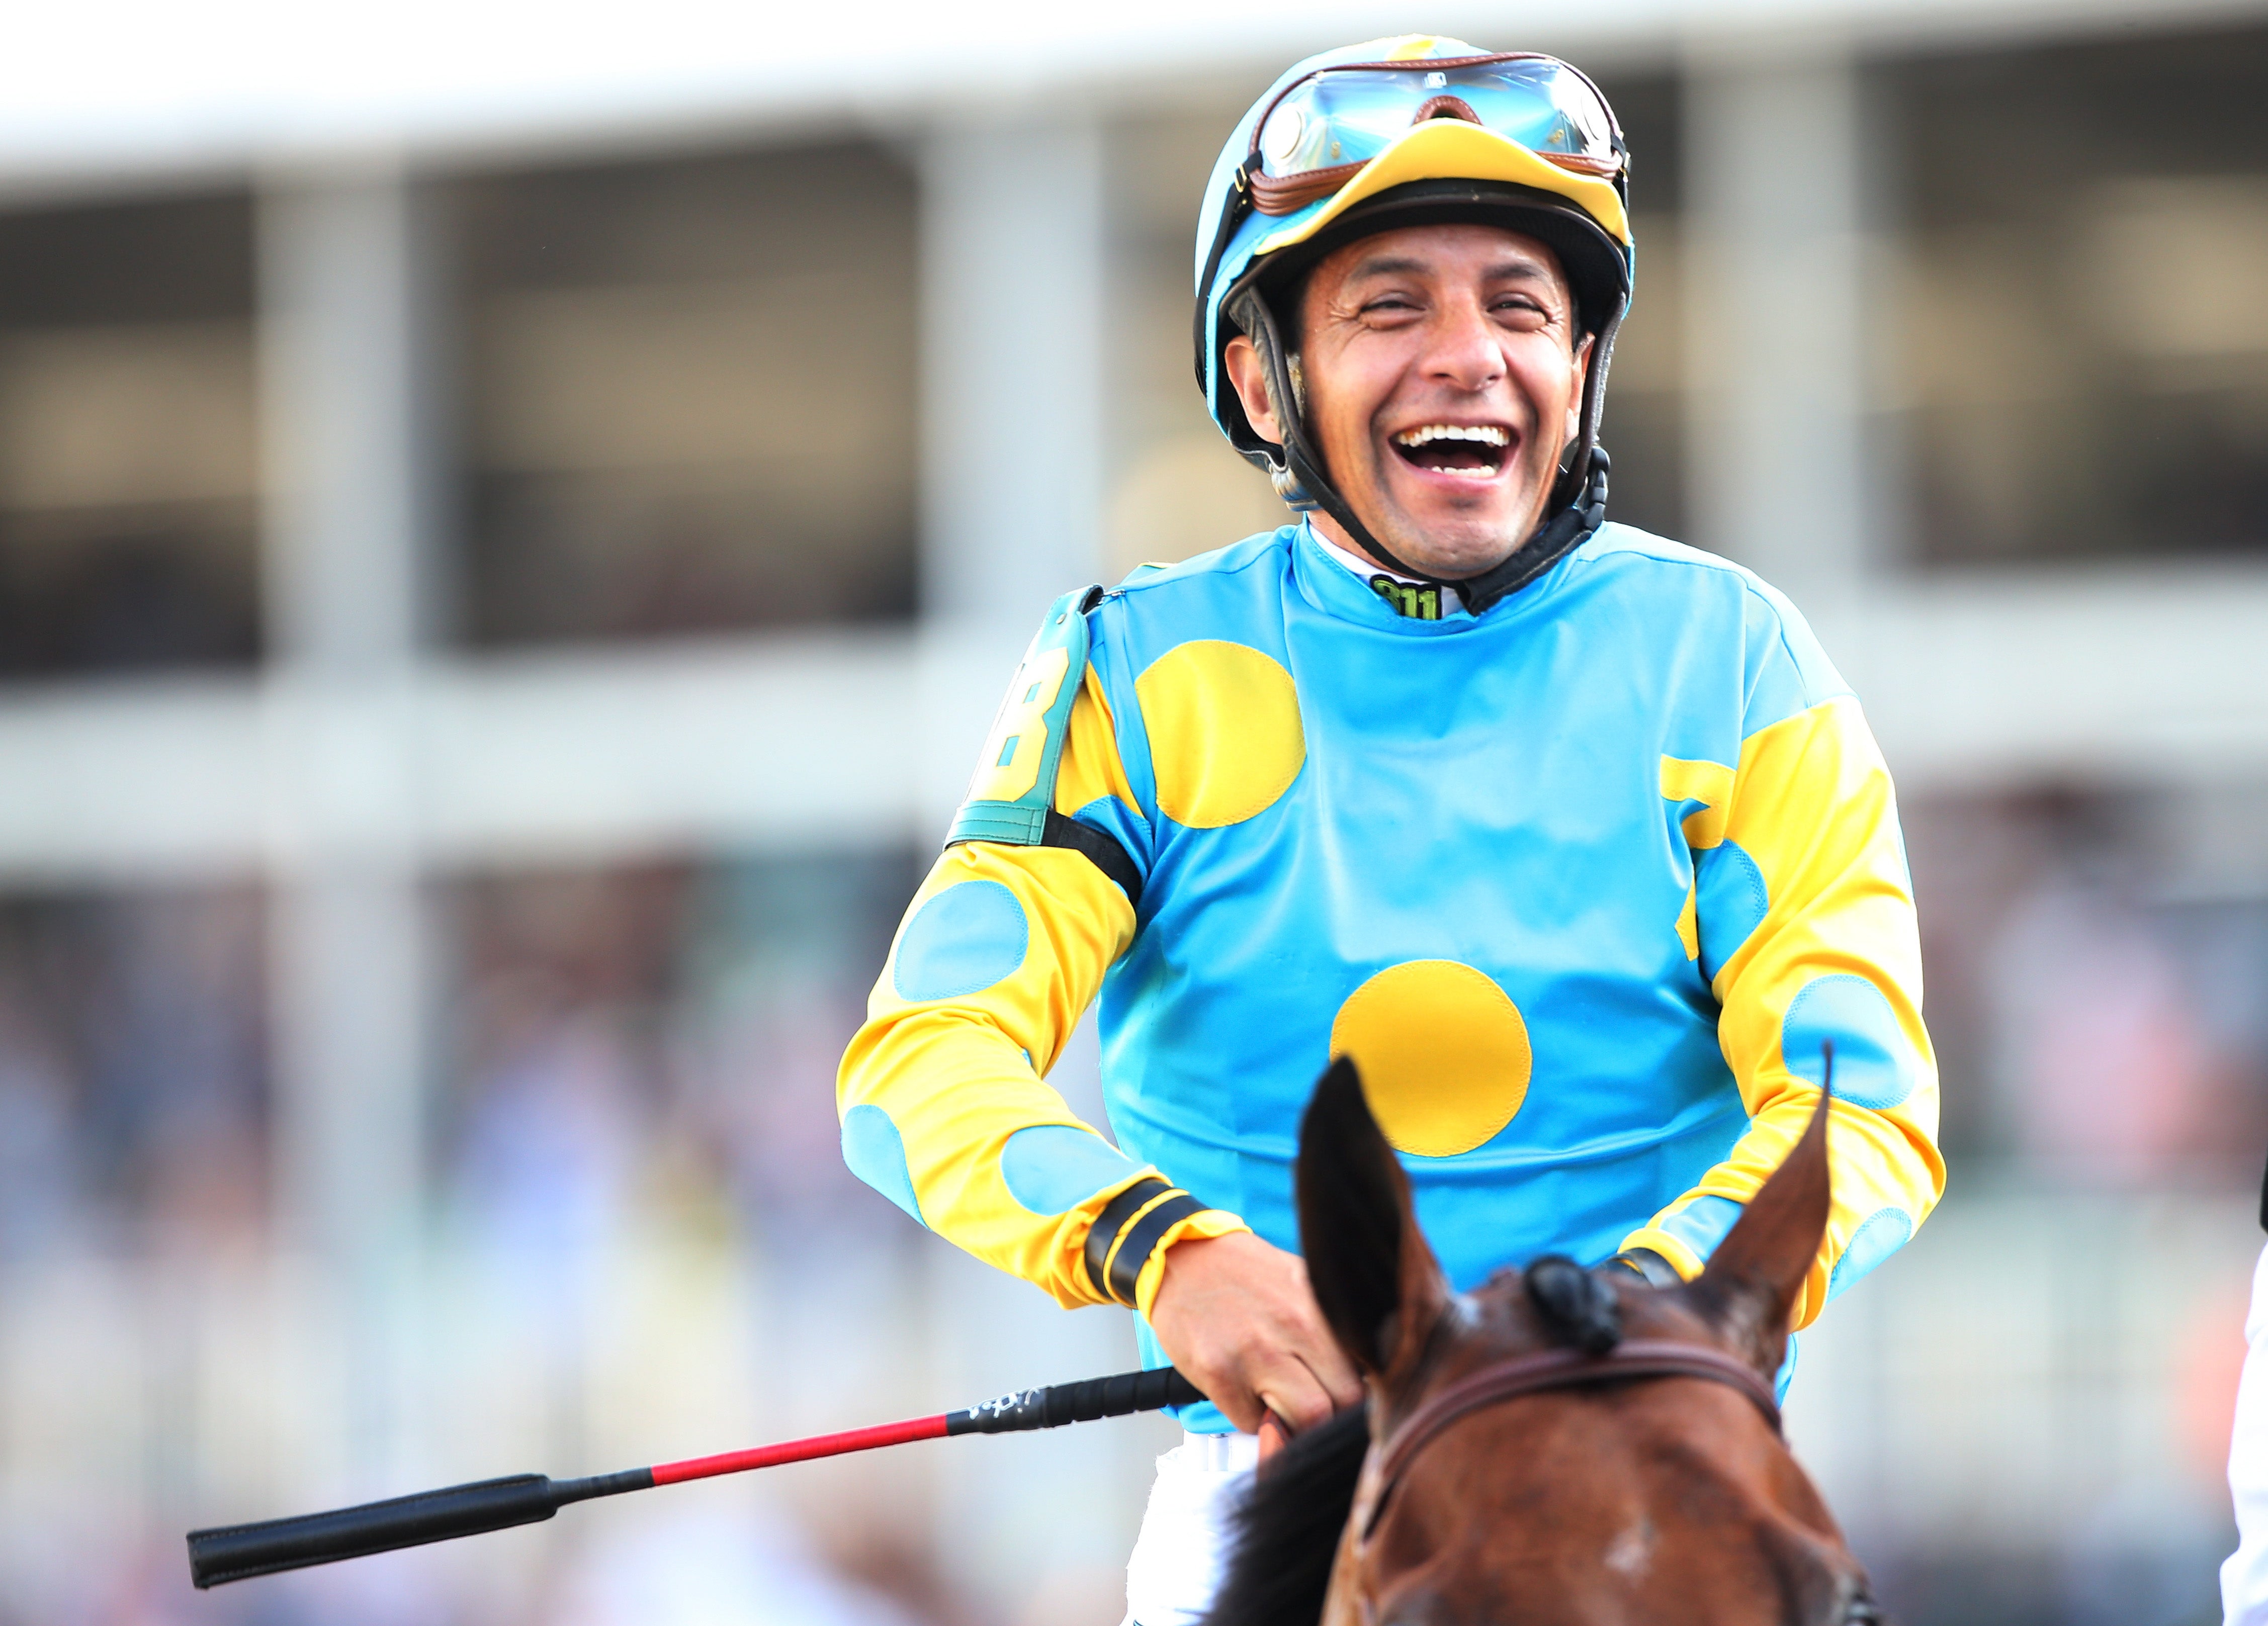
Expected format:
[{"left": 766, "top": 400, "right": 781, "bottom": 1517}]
[{"left": 1201, "top": 1057, "right": 1883, "bottom": 1626}]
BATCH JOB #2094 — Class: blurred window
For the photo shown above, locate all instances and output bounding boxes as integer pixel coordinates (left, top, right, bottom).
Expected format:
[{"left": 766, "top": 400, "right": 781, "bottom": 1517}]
[
  {"left": 449, "top": 143, "right": 920, "bottom": 646},
  {"left": 1885, "top": 25, "right": 2268, "bottom": 565},
  {"left": 0, "top": 193, "right": 261, "bottom": 675}
]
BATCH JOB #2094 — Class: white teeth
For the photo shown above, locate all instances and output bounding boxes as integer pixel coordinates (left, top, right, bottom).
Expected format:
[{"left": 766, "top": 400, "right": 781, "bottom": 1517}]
[{"left": 1394, "top": 423, "right": 1510, "bottom": 447}]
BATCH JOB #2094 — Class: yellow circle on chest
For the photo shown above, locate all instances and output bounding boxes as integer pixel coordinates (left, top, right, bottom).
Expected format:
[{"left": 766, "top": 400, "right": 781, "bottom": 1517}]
[
  {"left": 1330, "top": 961, "right": 1533, "bottom": 1157},
  {"left": 1133, "top": 640, "right": 1305, "bottom": 829}
]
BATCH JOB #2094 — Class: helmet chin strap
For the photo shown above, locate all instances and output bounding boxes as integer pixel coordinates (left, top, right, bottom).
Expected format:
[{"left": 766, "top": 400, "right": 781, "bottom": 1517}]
[{"left": 1226, "top": 284, "right": 1609, "bottom": 617}]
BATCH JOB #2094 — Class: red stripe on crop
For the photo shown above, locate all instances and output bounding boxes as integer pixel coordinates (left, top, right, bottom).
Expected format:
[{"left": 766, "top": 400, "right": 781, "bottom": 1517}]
[{"left": 648, "top": 1415, "right": 952, "bottom": 1486}]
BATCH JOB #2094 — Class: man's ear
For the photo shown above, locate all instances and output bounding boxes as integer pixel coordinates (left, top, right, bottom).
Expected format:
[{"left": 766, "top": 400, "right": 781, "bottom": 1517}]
[
  {"left": 1296, "top": 1056, "right": 1450, "bottom": 1384},
  {"left": 1685, "top": 1081, "right": 1833, "bottom": 1377},
  {"left": 1223, "top": 332, "right": 1286, "bottom": 446}
]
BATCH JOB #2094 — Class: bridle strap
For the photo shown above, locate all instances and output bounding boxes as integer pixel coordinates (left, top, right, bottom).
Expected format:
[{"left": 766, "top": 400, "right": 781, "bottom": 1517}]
[{"left": 1366, "top": 1340, "right": 1782, "bottom": 1534}]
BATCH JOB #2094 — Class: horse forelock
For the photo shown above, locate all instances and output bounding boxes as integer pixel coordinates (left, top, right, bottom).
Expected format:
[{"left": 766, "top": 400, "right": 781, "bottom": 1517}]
[{"left": 1522, "top": 1255, "right": 1624, "bottom": 1356}]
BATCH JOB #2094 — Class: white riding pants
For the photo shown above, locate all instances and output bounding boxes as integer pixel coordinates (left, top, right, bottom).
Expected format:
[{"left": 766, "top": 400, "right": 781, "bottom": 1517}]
[
  {"left": 2224, "top": 1241, "right": 2268, "bottom": 1625},
  {"left": 1122, "top": 1430, "right": 1260, "bottom": 1626}
]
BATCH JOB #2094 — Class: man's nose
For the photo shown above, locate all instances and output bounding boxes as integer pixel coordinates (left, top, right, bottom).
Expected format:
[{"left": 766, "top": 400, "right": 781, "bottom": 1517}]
[{"left": 1423, "top": 300, "right": 1506, "bottom": 393}]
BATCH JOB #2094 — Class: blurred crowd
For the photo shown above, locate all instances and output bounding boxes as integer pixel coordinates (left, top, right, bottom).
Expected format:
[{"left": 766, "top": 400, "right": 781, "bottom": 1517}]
[
  {"left": 0, "top": 854, "right": 1008, "bottom": 1626},
  {"left": 0, "top": 788, "right": 2254, "bottom": 1622}
]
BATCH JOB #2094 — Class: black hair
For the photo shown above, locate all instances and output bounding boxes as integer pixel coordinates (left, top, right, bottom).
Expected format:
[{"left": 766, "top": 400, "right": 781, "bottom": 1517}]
[{"left": 1199, "top": 1404, "right": 1371, "bottom": 1626}]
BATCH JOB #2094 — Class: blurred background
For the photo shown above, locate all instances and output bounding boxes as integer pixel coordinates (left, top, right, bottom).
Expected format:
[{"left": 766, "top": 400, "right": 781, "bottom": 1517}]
[{"left": 2, "top": 2, "right": 2266, "bottom": 1622}]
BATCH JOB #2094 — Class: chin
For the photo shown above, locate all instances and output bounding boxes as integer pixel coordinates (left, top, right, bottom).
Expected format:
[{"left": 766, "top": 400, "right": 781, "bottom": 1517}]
[
  {"left": 1346, "top": 455, "right": 1555, "bottom": 577},
  {"left": 1377, "top": 504, "right": 1533, "bottom": 580}
]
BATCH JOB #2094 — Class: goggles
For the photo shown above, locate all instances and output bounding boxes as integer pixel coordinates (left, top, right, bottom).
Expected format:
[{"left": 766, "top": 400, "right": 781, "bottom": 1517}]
[
  {"left": 1246, "top": 53, "right": 1625, "bottom": 217},
  {"left": 1196, "top": 50, "right": 1630, "bottom": 344}
]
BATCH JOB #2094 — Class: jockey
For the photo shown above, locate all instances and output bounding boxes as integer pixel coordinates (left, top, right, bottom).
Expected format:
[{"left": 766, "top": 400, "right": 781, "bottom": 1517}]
[{"left": 838, "top": 36, "right": 1945, "bottom": 1625}]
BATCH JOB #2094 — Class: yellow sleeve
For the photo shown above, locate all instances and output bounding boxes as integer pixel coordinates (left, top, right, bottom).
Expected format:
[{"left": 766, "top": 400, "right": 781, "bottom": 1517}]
[
  {"left": 837, "top": 677, "right": 1248, "bottom": 1311},
  {"left": 1622, "top": 694, "right": 1945, "bottom": 1328}
]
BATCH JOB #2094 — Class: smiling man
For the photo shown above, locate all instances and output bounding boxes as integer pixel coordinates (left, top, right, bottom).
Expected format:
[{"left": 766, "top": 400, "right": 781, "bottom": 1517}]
[
  {"left": 1226, "top": 222, "right": 1592, "bottom": 597},
  {"left": 838, "top": 37, "right": 1944, "bottom": 1626}
]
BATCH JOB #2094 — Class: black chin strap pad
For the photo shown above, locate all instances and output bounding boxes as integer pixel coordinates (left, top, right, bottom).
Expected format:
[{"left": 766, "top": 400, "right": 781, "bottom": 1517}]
[
  {"left": 1550, "top": 300, "right": 1625, "bottom": 513},
  {"left": 1222, "top": 281, "right": 1611, "bottom": 617},
  {"left": 1454, "top": 447, "right": 1610, "bottom": 615}
]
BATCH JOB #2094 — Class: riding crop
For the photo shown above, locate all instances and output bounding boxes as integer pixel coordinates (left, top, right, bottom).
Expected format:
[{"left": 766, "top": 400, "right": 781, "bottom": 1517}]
[{"left": 187, "top": 1364, "right": 1202, "bottom": 1589}]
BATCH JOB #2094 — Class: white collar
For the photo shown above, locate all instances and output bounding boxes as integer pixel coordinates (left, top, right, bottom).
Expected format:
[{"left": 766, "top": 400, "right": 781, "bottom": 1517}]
[{"left": 1303, "top": 520, "right": 1463, "bottom": 612}]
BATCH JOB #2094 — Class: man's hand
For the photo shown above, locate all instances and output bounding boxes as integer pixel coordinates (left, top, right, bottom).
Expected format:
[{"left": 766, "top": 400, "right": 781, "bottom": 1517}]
[{"left": 1146, "top": 1230, "right": 1364, "bottom": 1451}]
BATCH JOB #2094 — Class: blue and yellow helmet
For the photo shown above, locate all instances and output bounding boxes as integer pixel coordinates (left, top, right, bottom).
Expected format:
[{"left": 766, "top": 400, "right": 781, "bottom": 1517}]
[{"left": 1192, "top": 36, "right": 1636, "bottom": 605}]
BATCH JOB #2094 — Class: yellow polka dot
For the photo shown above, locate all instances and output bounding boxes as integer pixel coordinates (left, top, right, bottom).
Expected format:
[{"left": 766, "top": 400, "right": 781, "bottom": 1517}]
[
  {"left": 1330, "top": 962, "right": 1532, "bottom": 1157},
  {"left": 1660, "top": 754, "right": 1732, "bottom": 849},
  {"left": 1134, "top": 641, "right": 1304, "bottom": 829}
]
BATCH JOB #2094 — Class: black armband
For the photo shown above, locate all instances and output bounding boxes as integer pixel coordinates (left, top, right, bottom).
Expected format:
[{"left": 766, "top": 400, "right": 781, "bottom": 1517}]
[
  {"left": 1041, "top": 810, "right": 1143, "bottom": 909},
  {"left": 1083, "top": 1178, "right": 1216, "bottom": 1307}
]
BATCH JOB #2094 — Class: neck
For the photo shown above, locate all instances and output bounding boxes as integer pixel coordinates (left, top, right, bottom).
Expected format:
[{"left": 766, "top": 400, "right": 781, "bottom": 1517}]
[
  {"left": 1307, "top": 510, "right": 1406, "bottom": 578},
  {"left": 1305, "top": 506, "right": 1538, "bottom": 585}
]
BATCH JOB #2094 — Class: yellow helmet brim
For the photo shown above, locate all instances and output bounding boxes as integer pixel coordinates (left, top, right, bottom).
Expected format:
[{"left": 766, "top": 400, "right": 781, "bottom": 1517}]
[{"left": 1253, "top": 120, "right": 1631, "bottom": 261}]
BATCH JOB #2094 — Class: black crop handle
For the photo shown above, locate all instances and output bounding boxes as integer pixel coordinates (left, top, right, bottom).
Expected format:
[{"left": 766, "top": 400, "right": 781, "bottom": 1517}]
[
  {"left": 188, "top": 1473, "right": 564, "bottom": 1589},
  {"left": 950, "top": 1365, "right": 1203, "bottom": 1433}
]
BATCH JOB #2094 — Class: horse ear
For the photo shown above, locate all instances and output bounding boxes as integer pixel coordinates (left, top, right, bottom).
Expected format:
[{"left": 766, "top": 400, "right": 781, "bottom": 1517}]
[
  {"left": 1688, "top": 1077, "right": 1833, "bottom": 1376},
  {"left": 1296, "top": 1056, "right": 1450, "bottom": 1383}
]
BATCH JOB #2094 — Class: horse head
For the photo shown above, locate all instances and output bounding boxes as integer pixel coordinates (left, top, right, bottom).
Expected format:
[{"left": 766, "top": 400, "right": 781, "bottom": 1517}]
[{"left": 1206, "top": 1056, "right": 1883, "bottom": 1626}]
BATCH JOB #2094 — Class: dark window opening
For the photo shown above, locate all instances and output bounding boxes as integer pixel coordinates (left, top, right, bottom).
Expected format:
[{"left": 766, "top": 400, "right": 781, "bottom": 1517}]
[
  {"left": 0, "top": 192, "right": 261, "bottom": 676},
  {"left": 1885, "top": 25, "right": 2268, "bottom": 565},
  {"left": 448, "top": 142, "right": 921, "bottom": 646}
]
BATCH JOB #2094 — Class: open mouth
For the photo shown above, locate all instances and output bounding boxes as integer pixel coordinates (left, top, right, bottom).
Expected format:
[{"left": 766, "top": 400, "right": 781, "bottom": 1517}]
[{"left": 1391, "top": 422, "right": 1509, "bottom": 481}]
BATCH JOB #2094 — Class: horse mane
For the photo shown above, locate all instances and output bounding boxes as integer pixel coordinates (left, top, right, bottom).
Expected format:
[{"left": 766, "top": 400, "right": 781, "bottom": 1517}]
[{"left": 1199, "top": 1404, "right": 1372, "bottom": 1626}]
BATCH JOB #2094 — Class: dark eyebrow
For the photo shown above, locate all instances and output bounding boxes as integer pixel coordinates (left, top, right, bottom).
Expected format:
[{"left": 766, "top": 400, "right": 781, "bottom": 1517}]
[
  {"left": 1342, "top": 253, "right": 1428, "bottom": 281},
  {"left": 1340, "top": 253, "right": 1558, "bottom": 286}
]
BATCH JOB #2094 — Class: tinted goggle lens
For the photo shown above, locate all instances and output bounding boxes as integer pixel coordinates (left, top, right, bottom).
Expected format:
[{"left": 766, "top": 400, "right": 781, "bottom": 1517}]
[{"left": 1256, "top": 58, "right": 1621, "bottom": 182}]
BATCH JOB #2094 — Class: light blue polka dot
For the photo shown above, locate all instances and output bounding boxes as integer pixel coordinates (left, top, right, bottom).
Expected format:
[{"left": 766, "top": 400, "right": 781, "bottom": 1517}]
[
  {"left": 1696, "top": 840, "right": 1768, "bottom": 984},
  {"left": 892, "top": 880, "right": 1028, "bottom": 1002},
  {"left": 1782, "top": 974, "right": 1917, "bottom": 1110},
  {"left": 841, "top": 1105, "right": 925, "bottom": 1227},
  {"left": 1827, "top": 1207, "right": 1913, "bottom": 1302},
  {"left": 1659, "top": 1194, "right": 1744, "bottom": 1263},
  {"left": 1001, "top": 1125, "right": 1144, "bottom": 1216}
]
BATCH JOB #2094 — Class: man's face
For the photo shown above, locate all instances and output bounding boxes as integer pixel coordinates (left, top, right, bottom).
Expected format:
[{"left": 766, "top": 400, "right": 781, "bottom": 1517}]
[{"left": 1226, "top": 222, "right": 1591, "bottom": 581}]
